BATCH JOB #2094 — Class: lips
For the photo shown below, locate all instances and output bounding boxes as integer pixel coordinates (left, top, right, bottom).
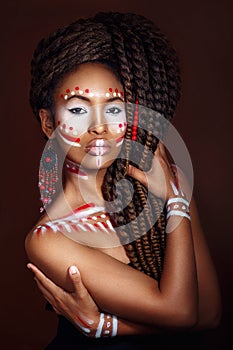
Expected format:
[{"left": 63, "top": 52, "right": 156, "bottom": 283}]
[{"left": 86, "top": 139, "right": 111, "bottom": 156}]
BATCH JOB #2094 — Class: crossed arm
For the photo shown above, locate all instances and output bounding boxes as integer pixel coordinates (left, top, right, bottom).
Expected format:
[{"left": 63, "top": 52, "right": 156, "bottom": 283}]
[{"left": 25, "top": 144, "right": 222, "bottom": 336}]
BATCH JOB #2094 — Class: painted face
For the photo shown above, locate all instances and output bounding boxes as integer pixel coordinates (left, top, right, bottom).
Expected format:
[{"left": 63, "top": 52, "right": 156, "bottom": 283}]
[{"left": 53, "top": 63, "right": 127, "bottom": 169}]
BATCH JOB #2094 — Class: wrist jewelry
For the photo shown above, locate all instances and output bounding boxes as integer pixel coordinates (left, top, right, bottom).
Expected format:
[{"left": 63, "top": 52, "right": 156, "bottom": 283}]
[
  {"left": 95, "top": 313, "right": 118, "bottom": 338},
  {"left": 166, "top": 179, "right": 191, "bottom": 222},
  {"left": 166, "top": 197, "right": 191, "bottom": 221}
]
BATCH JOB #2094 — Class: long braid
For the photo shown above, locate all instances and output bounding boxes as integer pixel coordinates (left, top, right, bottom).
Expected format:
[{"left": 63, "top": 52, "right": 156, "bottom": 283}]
[
  {"left": 29, "top": 12, "right": 181, "bottom": 281},
  {"left": 95, "top": 13, "right": 174, "bottom": 279}
]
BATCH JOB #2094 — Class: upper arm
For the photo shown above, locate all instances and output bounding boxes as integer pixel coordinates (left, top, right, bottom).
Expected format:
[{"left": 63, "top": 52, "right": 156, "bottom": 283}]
[{"left": 25, "top": 229, "right": 160, "bottom": 324}]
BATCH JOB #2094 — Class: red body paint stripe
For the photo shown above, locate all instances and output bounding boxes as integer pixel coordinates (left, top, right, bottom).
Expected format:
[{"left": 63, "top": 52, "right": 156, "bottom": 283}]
[
  {"left": 60, "top": 132, "right": 80, "bottom": 143},
  {"left": 75, "top": 315, "right": 90, "bottom": 327},
  {"left": 116, "top": 136, "right": 124, "bottom": 143},
  {"left": 67, "top": 167, "right": 88, "bottom": 177}
]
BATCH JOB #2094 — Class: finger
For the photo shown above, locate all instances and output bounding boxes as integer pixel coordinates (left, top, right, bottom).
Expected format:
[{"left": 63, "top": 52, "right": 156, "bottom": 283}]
[
  {"left": 34, "top": 278, "right": 62, "bottom": 315},
  {"left": 34, "top": 277, "right": 55, "bottom": 304},
  {"left": 28, "top": 263, "right": 64, "bottom": 296},
  {"left": 27, "top": 263, "right": 47, "bottom": 279},
  {"left": 69, "top": 266, "right": 88, "bottom": 298},
  {"left": 158, "top": 142, "right": 171, "bottom": 166},
  {"left": 127, "top": 165, "right": 148, "bottom": 187}
]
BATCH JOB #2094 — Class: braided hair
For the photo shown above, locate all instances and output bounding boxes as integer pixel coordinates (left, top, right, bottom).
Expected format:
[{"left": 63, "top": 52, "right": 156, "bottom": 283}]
[{"left": 29, "top": 12, "right": 181, "bottom": 280}]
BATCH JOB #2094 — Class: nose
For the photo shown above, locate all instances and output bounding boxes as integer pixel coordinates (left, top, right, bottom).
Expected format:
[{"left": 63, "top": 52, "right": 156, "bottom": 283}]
[
  {"left": 88, "top": 105, "right": 108, "bottom": 135},
  {"left": 88, "top": 123, "right": 108, "bottom": 135}
]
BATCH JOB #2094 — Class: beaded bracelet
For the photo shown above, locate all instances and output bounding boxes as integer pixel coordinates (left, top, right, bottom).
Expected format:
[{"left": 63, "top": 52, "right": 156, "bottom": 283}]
[{"left": 95, "top": 313, "right": 118, "bottom": 338}]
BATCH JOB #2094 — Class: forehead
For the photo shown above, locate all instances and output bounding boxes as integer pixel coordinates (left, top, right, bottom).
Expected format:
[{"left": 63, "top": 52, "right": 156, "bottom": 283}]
[{"left": 58, "top": 63, "right": 122, "bottom": 92}]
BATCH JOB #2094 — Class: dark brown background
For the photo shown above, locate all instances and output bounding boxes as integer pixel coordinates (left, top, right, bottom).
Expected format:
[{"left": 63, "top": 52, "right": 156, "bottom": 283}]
[{"left": 1, "top": 0, "right": 232, "bottom": 349}]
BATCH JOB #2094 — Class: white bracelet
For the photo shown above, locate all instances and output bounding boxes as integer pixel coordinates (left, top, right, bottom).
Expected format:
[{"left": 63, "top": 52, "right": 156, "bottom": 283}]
[
  {"left": 111, "top": 315, "right": 118, "bottom": 337},
  {"left": 95, "top": 313, "right": 105, "bottom": 338},
  {"left": 166, "top": 210, "right": 191, "bottom": 221},
  {"left": 95, "top": 313, "right": 118, "bottom": 338},
  {"left": 167, "top": 197, "right": 189, "bottom": 207},
  {"left": 166, "top": 196, "right": 190, "bottom": 222}
]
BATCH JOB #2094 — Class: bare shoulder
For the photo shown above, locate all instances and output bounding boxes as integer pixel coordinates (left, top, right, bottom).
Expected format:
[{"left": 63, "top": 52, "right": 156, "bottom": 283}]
[
  {"left": 24, "top": 222, "right": 132, "bottom": 294},
  {"left": 25, "top": 223, "right": 97, "bottom": 292}
]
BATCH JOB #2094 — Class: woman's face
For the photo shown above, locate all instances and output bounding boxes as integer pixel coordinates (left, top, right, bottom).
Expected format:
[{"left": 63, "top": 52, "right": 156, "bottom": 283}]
[{"left": 53, "top": 63, "right": 126, "bottom": 170}]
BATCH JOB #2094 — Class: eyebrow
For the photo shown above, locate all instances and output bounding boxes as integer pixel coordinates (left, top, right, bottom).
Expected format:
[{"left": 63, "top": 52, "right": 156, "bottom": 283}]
[{"left": 66, "top": 95, "right": 124, "bottom": 103}]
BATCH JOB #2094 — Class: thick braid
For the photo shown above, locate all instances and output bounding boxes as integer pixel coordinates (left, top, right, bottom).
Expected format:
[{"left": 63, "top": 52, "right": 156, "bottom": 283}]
[
  {"left": 93, "top": 13, "right": 166, "bottom": 279},
  {"left": 30, "top": 20, "right": 116, "bottom": 120}
]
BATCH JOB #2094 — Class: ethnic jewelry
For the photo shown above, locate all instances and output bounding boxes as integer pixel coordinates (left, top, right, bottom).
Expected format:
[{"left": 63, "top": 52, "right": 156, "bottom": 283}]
[
  {"left": 74, "top": 312, "right": 118, "bottom": 338},
  {"left": 132, "top": 99, "right": 139, "bottom": 141},
  {"left": 166, "top": 197, "right": 190, "bottom": 221},
  {"left": 95, "top": 313, "right": 118, "bottom": 338},
  {"left": 166, "top": 180, "right": 191, "bottom": 222},
  {"left": 38, "top": 140, "right": 58, "bottom": 212}
]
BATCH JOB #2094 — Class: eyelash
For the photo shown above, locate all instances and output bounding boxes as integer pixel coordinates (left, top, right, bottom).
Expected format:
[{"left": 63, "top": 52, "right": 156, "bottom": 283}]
[
  {"left": 68, "top": 107, "right": 87, "bottom": 115},
  {"left": 106, "top": 106, "right": 122, "bottom": 115}
]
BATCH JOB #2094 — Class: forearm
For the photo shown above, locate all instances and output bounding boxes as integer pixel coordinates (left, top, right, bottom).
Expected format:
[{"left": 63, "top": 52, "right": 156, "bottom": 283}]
[
  {"left": 146, "top": 215, "right": 198, "bottom": 328},
  {"left": 26, "top": 211, "right": 198, "bottom": 330},
  {"left": 187, "top": 198, "right": 222, "bottom": 330},
  {"left": 84, "top": 214, "right": 198, "bottom": 330}
]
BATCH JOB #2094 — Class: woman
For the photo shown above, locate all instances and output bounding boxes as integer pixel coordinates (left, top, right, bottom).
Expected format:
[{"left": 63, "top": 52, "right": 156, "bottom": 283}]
[{"left": 25, "top": 11, "right": 222, "bottom": 349}]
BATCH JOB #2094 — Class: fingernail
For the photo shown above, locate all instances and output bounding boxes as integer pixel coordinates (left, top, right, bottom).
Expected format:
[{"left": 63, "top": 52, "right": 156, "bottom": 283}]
[
  {"left": 27, "top": 263, "right": 31, "bottom": 270},
  {"left": 69, "top": 266, "right": 79, "bottom": 275}
]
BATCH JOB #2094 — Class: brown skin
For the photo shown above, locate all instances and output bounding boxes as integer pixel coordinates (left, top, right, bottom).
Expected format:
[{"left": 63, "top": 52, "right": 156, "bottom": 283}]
[{"left": 25, "top": 63, "right": 222, "bottom": 337}]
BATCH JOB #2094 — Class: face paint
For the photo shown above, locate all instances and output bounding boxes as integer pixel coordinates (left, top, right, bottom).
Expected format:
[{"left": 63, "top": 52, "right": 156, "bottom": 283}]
[
  {"left": 60, "top": 87, "right": 124, "bottom": 101},
  {"left": 96, "top": 156, "right": 102, "bottom": 169},
  {"left": 56, "top": 93, "right": 127, "bottom": 156}
]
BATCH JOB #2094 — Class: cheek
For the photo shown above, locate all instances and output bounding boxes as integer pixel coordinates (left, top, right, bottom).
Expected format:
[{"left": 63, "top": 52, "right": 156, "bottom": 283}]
[
  {"left": 56, "top": 114, "right": 90, "bottom": 137},
  {"left": 55, "top": 113, "right": 91, "bottom": 147},
  {"left": 110, "top": 122, "right": 127, "bottom": 148},
  {"left": 109, "top": 121, "right": 127, "bottom": 135}
]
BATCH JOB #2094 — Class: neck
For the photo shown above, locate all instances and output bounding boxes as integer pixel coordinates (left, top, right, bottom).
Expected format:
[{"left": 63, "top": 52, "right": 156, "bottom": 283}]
[{"left": 63, "top": 157, "right": 107, "bottom": 207}]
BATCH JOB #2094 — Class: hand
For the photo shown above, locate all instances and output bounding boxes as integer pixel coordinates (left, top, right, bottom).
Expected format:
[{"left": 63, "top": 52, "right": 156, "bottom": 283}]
[
  {"left": 27, "top": 263, "right": 100, "bottom": 337},
  {"left": 127, "top": 141, "right": 182, "bottom": 201}
]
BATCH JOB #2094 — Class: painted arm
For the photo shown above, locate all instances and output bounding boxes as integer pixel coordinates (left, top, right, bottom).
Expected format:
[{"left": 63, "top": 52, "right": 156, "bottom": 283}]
[
  {"left": 26, "top": 194, "right": 221, "bottom": 336},
  {"left": 25, "top": 143, "right": 221, "bottom": 335}
]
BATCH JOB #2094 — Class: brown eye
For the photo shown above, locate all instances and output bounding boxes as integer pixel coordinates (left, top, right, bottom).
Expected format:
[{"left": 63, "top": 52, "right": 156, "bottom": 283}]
[
  {"left": 106, "top": 107, "right": 122, "bottom": 115},
  {"left": 68, "top": 107, "right": 87, "bottom": 115}
]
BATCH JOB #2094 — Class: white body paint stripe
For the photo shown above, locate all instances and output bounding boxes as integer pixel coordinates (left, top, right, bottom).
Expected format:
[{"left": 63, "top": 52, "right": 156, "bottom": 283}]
[
  {"left": 167, "top": 197, "right": 189, "bottom": 207},
  {"left": 112, "top": 315, "right": 118, "bottom": 337},
  {"left": 170, "top": 180, "right": 179, "bottom": 195},
  {"left": 116, "top": 139, "right": 124, "bottom": 147},
  {"left": 166, "top": 210, "right": 191, "bottom": 220},
  {"left": 96, "top": 222, "right": 109, "bottom": 233},
  {"left": 75, "top": 321, "right": 91, "bottom": 335},
  {"left": 106, "top": 219, "right": 115, "bottom": 231},
  {"left": 95, "top": 313, "right": 105, "bottom": 338}
]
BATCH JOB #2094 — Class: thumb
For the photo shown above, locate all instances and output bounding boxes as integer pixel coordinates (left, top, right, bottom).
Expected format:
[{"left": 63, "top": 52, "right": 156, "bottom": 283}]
[
  {"left": 127, "top": 165, "right": 148, "bottom": 187},
  {"left": 69, "top": 265, "right": 86, "bottom": 296}
]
